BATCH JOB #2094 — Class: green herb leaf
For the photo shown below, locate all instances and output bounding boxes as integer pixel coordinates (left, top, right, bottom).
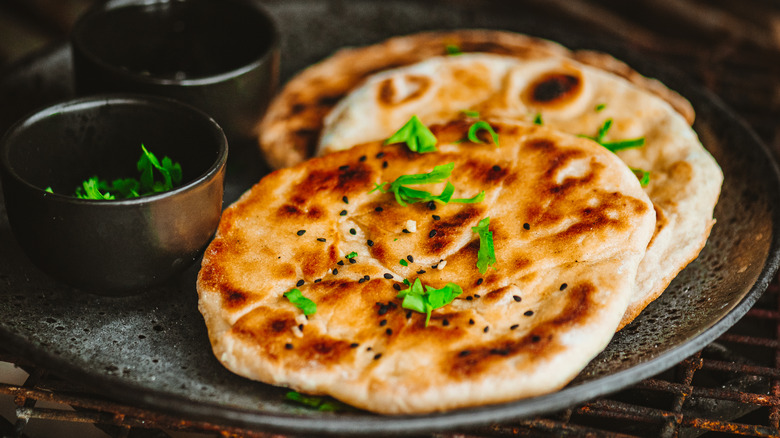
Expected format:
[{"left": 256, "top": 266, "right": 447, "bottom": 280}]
[
  {"left": 75, "top": 176, "right": 115, "bottom": 200},
  {"left": 384, "top": 115, "right": 438, "bottom": 153},
  {"left": 445, "top": 44, "right": 463, "bottom": 56},
  {"left": 345, "top": 251, "right": 358, "bottom": 260},
  {"left": 581, "top": 119, "right": 645, "bottom": 153},
  {"left": 285, "top": 391, "right": 349, "bottom": 412},
  {"left": 461, "top": 110, "right": 480, "bottom": 118},
  {"left": 370, "top": 163, "right": 484, "bottom": 207},
  {"left": 595, "top": 103, "right": 606, "bottom": 112},
  {"left": 283, "top": 288, "right": 317, "bottom": 316},
  {"left": 472, "top": 217, "right": 496, "bottom": 274},
  {"left": 396, "top": 278, "right": 463, "bottom": 326},
  {"left": 630, "top": 167, "right": 651, "bottom": 187},
  {"left": 601, "top": 138, "right": 646, "bottom": 152},
  {"left": 399, "top": 259, "right": 409, "bottom": 267},
  {"left": 44, "top": 187, "right": 53, "bottom": 193},
  {"left": 467, "top": 121, "right": 500, "bottom": 147},
  {"left": 533, "top": 113, "right": 544, "bottom": 125}
]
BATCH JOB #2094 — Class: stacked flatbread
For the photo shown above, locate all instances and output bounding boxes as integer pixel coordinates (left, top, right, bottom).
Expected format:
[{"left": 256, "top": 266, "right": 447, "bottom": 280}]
[{"left": 197, "top": 30, "right": 722, "bottom": 414}]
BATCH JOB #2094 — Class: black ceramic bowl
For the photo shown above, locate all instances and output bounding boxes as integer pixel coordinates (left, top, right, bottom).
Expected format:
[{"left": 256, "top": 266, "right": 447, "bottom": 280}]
[
  {"left": 71, "top": 0, "right": 279, "bottom": 144},
  {"left": 0, "top": 95, "right": 228, "bottom": 295}
]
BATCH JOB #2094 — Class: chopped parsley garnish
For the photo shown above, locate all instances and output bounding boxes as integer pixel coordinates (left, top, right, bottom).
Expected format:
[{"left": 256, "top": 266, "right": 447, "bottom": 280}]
[
  {"left": 345, "top": 251, "right": 358, "bottom": 260},
  {"left": 583, "top": 118, "right": 645, "bottom": 153},
  {"left": 467, "top": 121, "right": 500, "bottom": 147},
  {"left": 285, "top": 391, "right": 350, "bottom": 412},
  {"left": 595, "top": 103, "right": 606, "bottom": 112},
  {"left": 581, "top": 119, "right": 650, "bottom": 184},
  {"left": 461, "top": 109, "right": 480, "bottom": 118},
  {"left": 384, "top": 115, "right": 438, "bottom": 153},
  {"left": 533, "top": 113, "right": 544, "bottom": 125},
  {"left": 283, "top": 288, "right": 317, "bottom": 316},
  {"left": 396, "top": 278, "right": 463, "bottom": 326},
  {"left": 445, "top": 44, "right": 463, "bottom": 56},
  {"left": 399, "top": 259, "right": 409, "bottom": 267},
  {"left": 73, "top": 145, "right": 182, "bottom": 200},
  {"left": 472, "top": 217, "right": 496, "bottom": 274},
  {"left": 631, "top": 167, "right": 651, "bottom": 187},
  {"left": 369, "top": 162, "right": 485, "bottom": 207}
]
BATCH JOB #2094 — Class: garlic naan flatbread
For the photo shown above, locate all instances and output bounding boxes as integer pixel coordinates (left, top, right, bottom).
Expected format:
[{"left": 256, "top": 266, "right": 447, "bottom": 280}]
[
  {"left": 198, "top": 120, "right": 655, "bottom": 413},
  {"left": 316, "top": 52, "right": 722, "bottom": 329}
]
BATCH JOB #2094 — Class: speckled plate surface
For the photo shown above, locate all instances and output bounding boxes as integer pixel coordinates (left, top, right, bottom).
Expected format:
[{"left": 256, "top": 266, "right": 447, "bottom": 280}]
[{"left": 1, "top": 0, "right": 779, "bottom": 435}]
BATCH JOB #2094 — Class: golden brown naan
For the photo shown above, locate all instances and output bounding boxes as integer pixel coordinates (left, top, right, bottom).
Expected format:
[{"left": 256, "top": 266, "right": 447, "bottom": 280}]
[{"left": 198, "top": 120, "right": 656, "bottom": 413}]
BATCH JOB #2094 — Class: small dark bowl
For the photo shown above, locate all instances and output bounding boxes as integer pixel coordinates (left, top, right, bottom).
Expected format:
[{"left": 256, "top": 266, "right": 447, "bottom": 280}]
[
  {"left": 71, "top": 0, "right": 279, "bottom": 144},
  {"left": 0, "top": 95, "right": 228, "bottom": 295}
]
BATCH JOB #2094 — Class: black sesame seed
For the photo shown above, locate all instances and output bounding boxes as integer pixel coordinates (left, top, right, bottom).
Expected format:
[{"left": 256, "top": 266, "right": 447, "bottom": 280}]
[
  {"left": 342, "top": 196, "right": 349, "bottom": 204},
  {"left": 492, "top": 165, "right": 501, "bottom": 172},
  {"left": 382, "top": 161, "right": 389, "bottom": 168},
  {"left": 406, "top": 310, "right": 413, "bottom": 319},
  {"left": 388, "top": 302, "right": 397, "bottom": 310},
  {"left": 510, "top": 324, "right": 519, "bottom": 330},
  {"left": 393, "top": 284, "right": 402, "bottom": 291},
  {"left": 376, "top": 152, "right": 385, "bottom": 158},
  {"left": 385, "top": 328, "right": 393, "bottom": 336},
  {"left": 427, "top": 201, "right": 436, "bottom": 211},
  {"left": 349, "top": 258, "right": 357, "bottom": 264},
  {"left": 469, "top": 319, "right": 475, "bottom": 325},
  {"left": 299, "top": 324, "right": 304, "bottom": 331},
  {"left": 474, "top": 294, "right": 481, "bottom": 298},
  {"left": 359, "top": 155, "right": 367, "bottom": 162},
  {"left": 459, "top": 350, "right": 471, "bottom": 357},
  {"left": 375, "top": 206, "right": 384, "bottom": 212},
  {"left": 350, "top": 343, "right": 359, "bottom": 348},
  {"left": 339, "top": 165, "right": 349, "bottom": 171},
  {"left": 349, "top": 228, "right": 357, "bottom": 235},
  {"left": 560, "top": 283, "right": 568, "bottom": 291},
  {"left": 431, "top": 264, "right": 438, "bottom": 269},
  {"left": 285, "top": 343, "right": 294, "bottom": 350},
  {"left": 363, "top": 275, "right": 370, "bottom": 281},
  {"left": 483, "top": 326, "right": 489, "bottom": 333},
  {"left": 380, "top": 319, "right": 388, "bottom": 327},
  {"left": 523, "top": 223, "right": 530, "bottom": 230},
  {"left": 384, "top": 273, "right": 394, "bottom": 279},
  {"left": 524, "top": 310, "right": 534, "bottom": 316},
  {"left": 442, "top": 319, "right": 450, "bottom": 326},
  {"left": 367, "top": 347, "right": 372, "bottom": 351},
  {"left": 532, "top": 335, "right": 541, "bottom": 343},
  {"left": 432, "top": 215, "right": 441, "bottom": 221},
  {"left": 296, "top": 279, "right": 304, "bottom": 287},
  {"left": 317, "top": 238, "right": 326, "bottom": 242},
  {"left": 340, "top": 210, "right": 347, "bottom": 216},
  {"left": 402, "top": 228, "right": 410, "bottom": 233},
  {"left": 296, "top": 229, "right": 306, "bottom": 236},
  {"left": 374, "top": 353, "right": 382, "bottom": 360},
  {"left": 429, "top": 229, "right": 437, "bottom": 238},
  {"left": 314, "top": 279, "right": 322, "bottom": 283},
  {"left": 337, "top": 260, "right": 344, "bottom": 266},
  {"left": 490, "top": 348, "right": 509, "bottom": 356},
  {"left": 367, "top": 239, "right": 374, "bottom": 246},
  {"left": 466, "top": 296, "right": 473, "bottom": 301},
  {"left": 476, "top": 278, "right": 484, "bottom": 285},
  {"left": 407, "top": 255, "right": 414, "bottom": 263},
  {"left": 512, "top": 295, "right": 522, "bottom": 302},
  {"left": 378, "top": 306, "right": 388, "bottom": 316},
  {"left": 358, "top": 277, "right": 367, "bottom": 284},
  {"left": 332, "top": 268, "right": 339, "bottom": 275},
  {"left": 416, "top": 270, "right": 426, "bottom": 275}
]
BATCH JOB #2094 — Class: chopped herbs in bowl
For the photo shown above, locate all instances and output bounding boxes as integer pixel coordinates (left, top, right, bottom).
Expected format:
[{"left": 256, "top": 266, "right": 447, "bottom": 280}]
[{"left": 0, "top": 95, "right": 228, "bottom": 294}]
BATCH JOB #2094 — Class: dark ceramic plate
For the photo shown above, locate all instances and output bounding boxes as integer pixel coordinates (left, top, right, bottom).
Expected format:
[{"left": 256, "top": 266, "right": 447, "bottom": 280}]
[{"left": 1, "top": 0, "right": 779, "bottom": 435}]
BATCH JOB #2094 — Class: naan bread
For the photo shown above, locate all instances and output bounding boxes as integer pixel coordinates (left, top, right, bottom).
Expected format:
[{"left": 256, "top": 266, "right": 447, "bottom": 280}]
[
  {"left": 316, "top": 52, "right": 723, "bottom": 329},
  {"left": 256, "top": 29, "right": 695, "bottom": 170},
  {"left": 198, "top": 120, "right": 656, "bottom": 413}
]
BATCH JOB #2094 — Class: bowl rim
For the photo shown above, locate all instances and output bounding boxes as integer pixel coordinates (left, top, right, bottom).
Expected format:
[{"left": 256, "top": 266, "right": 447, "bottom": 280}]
[
  {"left": 0, "top": 93, "right": 229, "bottom": 206},
  {"left": 70, "top": 0, "right": 280, "bottom": 86}
]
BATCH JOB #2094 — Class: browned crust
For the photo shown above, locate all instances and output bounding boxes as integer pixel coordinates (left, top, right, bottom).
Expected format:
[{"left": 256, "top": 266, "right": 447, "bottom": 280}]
[{"left": 256, "top": 29, "right": 695, "bottom": 169}]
